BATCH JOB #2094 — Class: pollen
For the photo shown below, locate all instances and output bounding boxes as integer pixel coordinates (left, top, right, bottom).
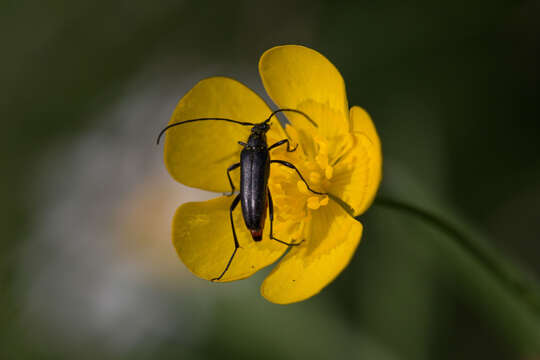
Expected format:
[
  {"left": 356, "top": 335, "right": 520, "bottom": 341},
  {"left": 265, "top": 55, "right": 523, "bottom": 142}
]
[
  {"left": 307, "top": 195, "right": 329, "bottom": 210},
  {"left": 310, "top": 171, "right": 322, "bottom": 183},
  {"left": 296, "top": 181, "right": 307, "bottom": 194},
  {"left": 325, "top": 166, "right": 334, "bottom": 180},
  {"left": 307, "top": 196, "right": 321, "bottom": 210}
]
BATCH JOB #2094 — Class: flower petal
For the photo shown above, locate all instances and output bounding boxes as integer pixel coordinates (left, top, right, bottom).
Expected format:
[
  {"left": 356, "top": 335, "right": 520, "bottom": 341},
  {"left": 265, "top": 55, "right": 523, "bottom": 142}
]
[
  {"left": 164, "top": 77, "right": 286, "bottom": 193},
  {"left": 349, "top": 106, "right": 381, "bottom": 148},
  {"left": 259, "top": 45, "right": 350, "bottom": 148},
  {"left": 173, "top": 196, "right": 288, "bottom": 282},
  {"left": 260, "top": 199, "right": 363, "bottom": 304},
  {"left": 329, "top": 106, "right": 382, "bottom": 216}
]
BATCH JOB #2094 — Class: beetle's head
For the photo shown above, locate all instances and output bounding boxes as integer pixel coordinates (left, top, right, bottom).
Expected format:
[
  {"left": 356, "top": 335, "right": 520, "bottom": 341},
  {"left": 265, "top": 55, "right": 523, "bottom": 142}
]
[{"left": 252, "top": 122, "right": 270, "bottom": 134}]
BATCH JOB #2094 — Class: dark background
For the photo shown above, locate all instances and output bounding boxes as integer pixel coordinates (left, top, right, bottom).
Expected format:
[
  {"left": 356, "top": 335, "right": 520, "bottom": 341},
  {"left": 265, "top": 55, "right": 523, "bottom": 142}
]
[{"left": 2, "top": 1, "right": 539, "bottom": 359}]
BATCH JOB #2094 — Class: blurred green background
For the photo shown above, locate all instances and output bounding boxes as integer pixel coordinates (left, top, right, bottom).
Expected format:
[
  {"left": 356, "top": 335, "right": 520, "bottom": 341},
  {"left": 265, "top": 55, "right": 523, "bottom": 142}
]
[{"left": 2, "top": 0, "right": 540, "bottom": 359}]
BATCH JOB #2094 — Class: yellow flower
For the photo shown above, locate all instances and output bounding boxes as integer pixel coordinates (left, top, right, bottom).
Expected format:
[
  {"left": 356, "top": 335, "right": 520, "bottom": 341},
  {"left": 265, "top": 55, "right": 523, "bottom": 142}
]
[{"left": 163, "top": 45, "right": 382, "bottom": 304}]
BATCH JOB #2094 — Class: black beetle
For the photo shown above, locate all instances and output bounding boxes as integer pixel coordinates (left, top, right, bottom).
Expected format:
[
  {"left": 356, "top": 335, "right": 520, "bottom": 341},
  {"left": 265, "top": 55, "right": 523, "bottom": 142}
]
[{"left": 157, "top": 109, "right": 325, "bottom": 280}]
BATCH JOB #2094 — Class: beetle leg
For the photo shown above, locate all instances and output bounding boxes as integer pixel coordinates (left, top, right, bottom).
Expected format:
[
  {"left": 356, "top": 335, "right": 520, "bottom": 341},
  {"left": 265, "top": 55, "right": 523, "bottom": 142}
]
[
  {"left": 212, "top": 194, "right": 241, "bottom": 282},
  {"left": 238, "top": 141, "right": 247, "bottom": 147},
  {"left": 268, "top": 189, "right": 303, "bottom": 247},
  {"left": 224, "top": 162, "right": 240, "bottom": 196},
  {"left": 268, "top": 139, "right": 297, "bottom": 152},
  {"left": 270, "top": 160, "right": 327, "bottom": 195}
]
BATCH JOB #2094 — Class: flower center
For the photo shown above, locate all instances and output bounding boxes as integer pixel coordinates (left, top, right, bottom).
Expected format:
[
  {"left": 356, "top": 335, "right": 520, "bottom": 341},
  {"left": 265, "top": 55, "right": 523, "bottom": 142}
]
[{"left": 268, "top": 129, "right": 341, "bottom": 240}]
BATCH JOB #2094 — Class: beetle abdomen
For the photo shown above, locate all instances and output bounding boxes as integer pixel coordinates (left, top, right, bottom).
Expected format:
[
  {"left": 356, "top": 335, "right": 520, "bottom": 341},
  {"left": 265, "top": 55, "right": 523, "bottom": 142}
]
[{"left": 240, "top": 145, "right": 270, "bottom": 240}]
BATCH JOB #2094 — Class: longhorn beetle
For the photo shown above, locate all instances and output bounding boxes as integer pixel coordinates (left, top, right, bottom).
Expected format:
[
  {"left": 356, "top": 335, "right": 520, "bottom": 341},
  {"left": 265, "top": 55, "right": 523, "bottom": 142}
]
[{"left": 157, "top": 108, "right": 326, "bottom": 281}]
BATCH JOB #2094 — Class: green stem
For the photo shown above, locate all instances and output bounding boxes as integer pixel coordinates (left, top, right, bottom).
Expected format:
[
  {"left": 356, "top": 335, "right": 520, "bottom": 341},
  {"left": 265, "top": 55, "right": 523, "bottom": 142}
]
[{"left": 373, "top": 197, "right": 540, "bottom": 316}]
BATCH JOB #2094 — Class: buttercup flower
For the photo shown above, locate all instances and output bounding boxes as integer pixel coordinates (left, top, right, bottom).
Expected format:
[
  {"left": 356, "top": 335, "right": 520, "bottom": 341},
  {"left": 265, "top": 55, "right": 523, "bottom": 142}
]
[{"left": 163, "top": 45, "right": 382, "bottom": 304}]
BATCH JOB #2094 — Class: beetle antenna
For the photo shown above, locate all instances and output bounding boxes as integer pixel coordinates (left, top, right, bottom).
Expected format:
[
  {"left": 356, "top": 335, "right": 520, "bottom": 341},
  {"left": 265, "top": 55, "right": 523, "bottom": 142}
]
[
  {"left": 157, "top": 118, "right": 256, "bottom": 145},
  {"left": 263, "top": 108, "right": 318, "bottom": 128}
]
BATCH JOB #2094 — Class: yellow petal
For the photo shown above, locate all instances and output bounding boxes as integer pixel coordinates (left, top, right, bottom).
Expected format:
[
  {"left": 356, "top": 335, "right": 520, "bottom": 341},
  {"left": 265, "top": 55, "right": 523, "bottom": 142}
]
[
  {"left": 259, "top": 45, "right": 350, "bottom": 151},
  {"left": 260, "top": 199, "right": 363, "bottom": 304},
  {"left": 173, "top": 196, "right": 287, "bottom": 282},
  {"left": 164, "top": 77, "right": 286, "bottom": 193},
  {"left": 349, "top": 106, "right": 381, "bottom": 148},
  {"left": 330, "top": 106, "right": 382, "bottom": 216}
]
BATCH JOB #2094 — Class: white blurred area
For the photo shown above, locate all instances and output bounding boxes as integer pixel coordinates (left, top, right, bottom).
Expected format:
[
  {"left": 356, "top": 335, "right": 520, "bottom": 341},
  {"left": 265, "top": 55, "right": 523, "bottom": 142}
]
[{"left": 15, "top": 59, "right": 250, "bottom": 351}]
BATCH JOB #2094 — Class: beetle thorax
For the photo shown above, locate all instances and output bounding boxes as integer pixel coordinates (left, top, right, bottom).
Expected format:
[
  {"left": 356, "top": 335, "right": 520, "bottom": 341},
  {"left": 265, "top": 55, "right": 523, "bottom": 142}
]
[{"left": 245, "top": 132, "right": 267, "bottom": 150}]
